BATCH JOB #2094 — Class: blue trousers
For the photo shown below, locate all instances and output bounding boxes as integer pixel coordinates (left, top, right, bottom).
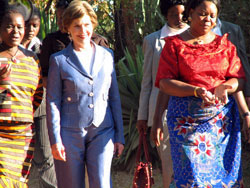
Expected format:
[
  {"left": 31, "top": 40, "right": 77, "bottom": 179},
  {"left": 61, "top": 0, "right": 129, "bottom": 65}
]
[{"left": 54, "top": 124, "right": 115, "bottom": 188}]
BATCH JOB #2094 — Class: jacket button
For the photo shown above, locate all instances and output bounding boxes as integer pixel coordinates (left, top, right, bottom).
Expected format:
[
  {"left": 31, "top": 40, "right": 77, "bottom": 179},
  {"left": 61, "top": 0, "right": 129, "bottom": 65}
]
[
  {"left": 88, "top": 104, "right": 94, "bottom": 108},
  {"left": 67, "top": 97, "right": 71, "bottom": 101},
  {"left": 88, "top": 92, "right": 94, "bottom": 97},
  {"left": 88, "top": 80, "right": 93, "bottom": 85}
]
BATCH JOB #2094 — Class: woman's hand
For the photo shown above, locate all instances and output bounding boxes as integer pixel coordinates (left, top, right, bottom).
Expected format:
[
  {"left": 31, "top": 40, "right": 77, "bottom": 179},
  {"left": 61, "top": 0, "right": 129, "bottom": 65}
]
[
  {"left": 0, "top": 64, "right": 11, "bottom": 79},
  {"left": 114, "top": 143, "right": 124, "bottom": 158},
  {"left": 150, "top": 120, "right": 163, "bottom": 147},
  {"left": 196, "top": 87, "right": 215, "bottom": 104},
  {"left": 214, "top": 84, "right": 233, "bottom": 105},
  {"left": 242, "top": 116, "right": 250, "bottom": 143},
  {"left": 51, "top": 143, "right": 66, "bottom": 161}
]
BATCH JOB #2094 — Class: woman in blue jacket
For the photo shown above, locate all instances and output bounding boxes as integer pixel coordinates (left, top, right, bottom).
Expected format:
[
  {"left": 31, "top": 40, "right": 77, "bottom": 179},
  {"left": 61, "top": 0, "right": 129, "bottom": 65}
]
[{"left": 46, "top": 1, "right": 124, "bottom": 187}]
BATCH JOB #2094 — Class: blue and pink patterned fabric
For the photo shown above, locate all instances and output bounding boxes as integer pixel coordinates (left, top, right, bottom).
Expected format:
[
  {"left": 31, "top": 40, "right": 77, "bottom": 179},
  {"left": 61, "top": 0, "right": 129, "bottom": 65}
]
[{"left": 167, "top": 96, "right": 242, "bottom": 187}]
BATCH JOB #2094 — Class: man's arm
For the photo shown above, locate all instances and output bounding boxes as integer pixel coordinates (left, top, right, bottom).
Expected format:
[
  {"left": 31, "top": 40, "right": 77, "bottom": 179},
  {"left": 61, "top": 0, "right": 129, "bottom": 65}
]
[
  {"left": 235, "top": 25, "right": 250, "bottom": 107},
  {"left": 136, "top": 36, "right": 155, "bottom": 133}
]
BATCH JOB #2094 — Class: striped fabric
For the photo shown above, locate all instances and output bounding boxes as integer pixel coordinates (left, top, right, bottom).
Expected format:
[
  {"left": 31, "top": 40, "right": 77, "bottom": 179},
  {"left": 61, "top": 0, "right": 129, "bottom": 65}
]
[
  {"left": 0, "top": 51, "right": 43, "bottom": 122},
  {"left": 0, "top": 122, "right": 34, "bottom": 188},
  {"left": 0, "top": 48, "right": 43, "bottom": 187}
]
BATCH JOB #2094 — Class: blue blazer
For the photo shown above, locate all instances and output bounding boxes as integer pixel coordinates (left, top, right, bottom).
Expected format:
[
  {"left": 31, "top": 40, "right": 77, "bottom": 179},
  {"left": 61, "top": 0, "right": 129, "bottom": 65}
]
[{"left": 46, "top": 42, "right": 124, "bottom": 145}]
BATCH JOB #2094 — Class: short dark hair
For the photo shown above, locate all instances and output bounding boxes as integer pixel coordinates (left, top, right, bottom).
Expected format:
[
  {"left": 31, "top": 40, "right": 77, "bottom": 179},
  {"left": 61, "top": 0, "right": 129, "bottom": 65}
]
[
  {"left": 0, "top": 3, "right": 29, "bottom": 25},
  {"left": 56, "top": 0, "right": 72, "bottom": 9},
  {"left": 0, "top": 0, "right": 8, "bottom": 18},
  {"left": 160, "top": 0, "right": 187, "bottom": 17},
  {"left": 9, "top": 3, "right": 30, "bottom": 21},
  {"left": 183, "top": 0, "right": 220, "bottom": 21},
  {"left": 30, "top": 4, "right": 41, "bottom": 19}
]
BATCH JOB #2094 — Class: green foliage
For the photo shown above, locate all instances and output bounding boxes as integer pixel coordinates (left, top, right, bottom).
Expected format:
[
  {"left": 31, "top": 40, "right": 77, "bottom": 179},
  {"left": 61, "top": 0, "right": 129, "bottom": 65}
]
[
  {"left": 13, "top": 0, "right": 31, "bottom": 7},
  {"left": 11, "top": 0, "right": 58, "bottom": 39},
  {"left": 91, "top": 0, "right": 115, "bottom": 46},
  {"left": 113, "top": 0, "right": 165, "bottom": 170},
  {"left": 113, "top": 46, "right": 160, "bottom": 171},
  {"left": 114, "top": 0, "right": 164, "bottom": 54},
  {"left": 35, "top": 0, "right": 114, "bottom": 46},
  {"left": 112, "top": 45, "right": 143, "bottom": 171},
  {"left": 34, "top": 1, "right": 58, "bottom": 39},
  {"left": 38, "top": 9, "right": 58, "bottom": 40},
  {"left": 12, "top": 0, "right": 114, "bottom": 44},
  {"left": 139, "top": 0, "right": 165, "bottom": 37}
]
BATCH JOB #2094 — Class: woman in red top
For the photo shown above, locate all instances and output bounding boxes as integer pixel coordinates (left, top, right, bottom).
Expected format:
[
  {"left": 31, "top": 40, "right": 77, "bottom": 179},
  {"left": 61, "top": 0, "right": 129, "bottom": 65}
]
[{"left": 155, "top": 0, "right": 245, "bottom": 187}]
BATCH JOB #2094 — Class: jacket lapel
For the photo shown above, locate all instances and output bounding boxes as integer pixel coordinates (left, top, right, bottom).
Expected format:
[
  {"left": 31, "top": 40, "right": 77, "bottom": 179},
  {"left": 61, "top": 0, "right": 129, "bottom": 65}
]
[
  {"left": 157, "top": 30, "right": 165, "bottom": 53},
  {"left": 65, "top": 43, "right": 92, "bottom": 79},
  {"left": 220, "top": 22, "right": 226, "bottom": 35},
  {"left": 91, "top": 43, "right": 105, "bottom": 78},
  {"left": 220, "top": 21, "right": 231, "bottom": 36},
  {"left": 220, "top": 21, "right": 235, "bottom": 44}
]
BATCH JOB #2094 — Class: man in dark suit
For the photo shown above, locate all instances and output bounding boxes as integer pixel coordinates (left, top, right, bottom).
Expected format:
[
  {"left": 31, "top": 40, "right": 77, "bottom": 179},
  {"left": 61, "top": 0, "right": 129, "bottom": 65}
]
[
  {"left": 213, "top": 19, "right": 250, "bottom": 99},
  {"left": 213, "top": 18, "right": 250, "bottom": 142}
]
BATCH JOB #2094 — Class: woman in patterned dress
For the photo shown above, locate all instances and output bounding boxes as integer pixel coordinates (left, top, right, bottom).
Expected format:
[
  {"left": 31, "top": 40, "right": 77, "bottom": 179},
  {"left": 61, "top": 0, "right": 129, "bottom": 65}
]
[
  {"left": 155, "top": 0, "right": 245, "bottom": 187},
  {"left": 0, "top": 3, "right": 43, "bottom": 187}
]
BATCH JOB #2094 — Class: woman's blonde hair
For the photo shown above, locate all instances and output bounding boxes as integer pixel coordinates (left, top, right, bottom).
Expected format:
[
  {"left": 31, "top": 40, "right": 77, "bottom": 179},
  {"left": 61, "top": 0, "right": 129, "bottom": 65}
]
[{"left": 62, "top": 0, "right": 98, "bottom": 33}]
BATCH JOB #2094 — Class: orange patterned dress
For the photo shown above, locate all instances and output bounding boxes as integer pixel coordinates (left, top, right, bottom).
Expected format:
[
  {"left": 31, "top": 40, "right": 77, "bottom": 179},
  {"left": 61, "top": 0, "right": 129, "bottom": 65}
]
[{"left": 0, "top": 47, "right": 43, "bottom": 187}]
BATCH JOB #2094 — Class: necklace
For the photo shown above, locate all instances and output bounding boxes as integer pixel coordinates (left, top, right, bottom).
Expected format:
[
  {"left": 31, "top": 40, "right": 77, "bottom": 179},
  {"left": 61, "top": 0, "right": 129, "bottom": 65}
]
[
  {"left": 0, "top": 44, "right": 20, "bottom": 63},
  {"left": 5, "top": 48, "right": 19, "bottom": 63},
  {"left": 187, "top": 29, "right": 204, "bottom": 44}
]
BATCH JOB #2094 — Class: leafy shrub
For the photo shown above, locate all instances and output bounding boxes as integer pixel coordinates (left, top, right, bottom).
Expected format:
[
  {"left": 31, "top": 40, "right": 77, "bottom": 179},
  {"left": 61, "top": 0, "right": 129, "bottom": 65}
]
[{"left": 113, "top": 46, "right": 160, "bottom": 171}]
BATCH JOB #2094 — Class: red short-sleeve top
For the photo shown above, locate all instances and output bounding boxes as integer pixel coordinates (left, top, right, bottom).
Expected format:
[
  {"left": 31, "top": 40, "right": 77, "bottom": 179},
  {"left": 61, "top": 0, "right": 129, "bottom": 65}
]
[{"left": 155, "top": 34, "right": 245, "bottom": 92}]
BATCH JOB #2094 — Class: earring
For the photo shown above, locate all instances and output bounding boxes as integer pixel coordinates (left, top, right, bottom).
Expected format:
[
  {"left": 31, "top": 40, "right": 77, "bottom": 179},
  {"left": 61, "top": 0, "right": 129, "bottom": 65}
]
[
  {"left": 214, "top": 23, "right": 217, "bottom": 27},
  {"left": 188, "top": 16, "right": 192, "bottom": 22}
]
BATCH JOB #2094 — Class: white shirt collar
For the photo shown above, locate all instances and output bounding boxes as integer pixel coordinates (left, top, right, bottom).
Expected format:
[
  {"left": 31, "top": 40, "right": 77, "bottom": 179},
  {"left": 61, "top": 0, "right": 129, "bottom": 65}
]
[
  {"left": 160, "top": 23, "right": 189, "bottom": 39},
  {"left": 19, "top": 37, "right": 42, "bottom": 51},
  {"left": 27, "top": 37, "right": 42, "bottom": 51},
  {"left": 212, "top": 18, "right": 222, "bottom": 36}
]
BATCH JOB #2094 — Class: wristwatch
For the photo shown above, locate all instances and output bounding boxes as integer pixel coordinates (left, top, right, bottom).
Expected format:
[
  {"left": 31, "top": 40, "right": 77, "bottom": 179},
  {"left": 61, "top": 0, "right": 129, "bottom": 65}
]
[{"left": 242, "top": 112, "right": 250, "bottom": 118}]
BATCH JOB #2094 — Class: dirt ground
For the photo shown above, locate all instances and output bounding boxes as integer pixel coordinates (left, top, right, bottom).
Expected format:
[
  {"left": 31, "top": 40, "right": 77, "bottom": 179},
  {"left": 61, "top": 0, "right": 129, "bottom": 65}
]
[{"left": 112, "top": 146, "right": 250, "bottom": 188}]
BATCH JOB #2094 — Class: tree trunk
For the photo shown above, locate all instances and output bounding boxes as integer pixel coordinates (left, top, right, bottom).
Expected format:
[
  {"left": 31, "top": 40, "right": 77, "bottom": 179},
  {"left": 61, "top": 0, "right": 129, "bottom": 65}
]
[{"left": 114, "top": 0, "right": 140, "bottom": 63}]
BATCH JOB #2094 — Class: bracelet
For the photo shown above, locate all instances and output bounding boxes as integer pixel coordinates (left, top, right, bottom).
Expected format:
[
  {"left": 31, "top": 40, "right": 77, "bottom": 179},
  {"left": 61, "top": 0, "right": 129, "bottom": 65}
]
[
  {"left": 194, "top": 87, "right": 199, "bottom": 97},
  {"left": 242, "top": 111, "right": 250, "bottom": 118}
]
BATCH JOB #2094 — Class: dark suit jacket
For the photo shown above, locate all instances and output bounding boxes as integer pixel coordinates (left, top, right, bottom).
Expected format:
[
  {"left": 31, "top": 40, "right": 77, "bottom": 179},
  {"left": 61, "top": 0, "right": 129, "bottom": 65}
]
[{"left": 220, "top": 21, "right": 250, "bottom": 96}]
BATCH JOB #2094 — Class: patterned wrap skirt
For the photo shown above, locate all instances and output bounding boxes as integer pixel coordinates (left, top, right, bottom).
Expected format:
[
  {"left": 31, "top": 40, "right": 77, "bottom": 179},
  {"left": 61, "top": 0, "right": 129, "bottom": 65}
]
[
  {"left": 0, "top": 122, "right": 35, "bottom": 188},
  {"left": 167, "top": 96, "right": 242, "bottom": 187}
]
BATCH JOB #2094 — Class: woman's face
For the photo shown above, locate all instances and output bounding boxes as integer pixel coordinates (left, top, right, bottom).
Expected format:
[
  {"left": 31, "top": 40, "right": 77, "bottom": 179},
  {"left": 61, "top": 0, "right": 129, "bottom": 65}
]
[
  {"left": 24, "top": 15, "right": 41, "bottom": 41},
  {"left": 189, "top": 1, "right": 218, "bottom": 34},
  {"left": 0, "top": 12, "right": 25, "bottom": 47},
  {"left": 167, "top": 5, "right": 186, "bottom": 29},
  {"left": 67, "top": 15, "right": 93, "bottom": 48}
]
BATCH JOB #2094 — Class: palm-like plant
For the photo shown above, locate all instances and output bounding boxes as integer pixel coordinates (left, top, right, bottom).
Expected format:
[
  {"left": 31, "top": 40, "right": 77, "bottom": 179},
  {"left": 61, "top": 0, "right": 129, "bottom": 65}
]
[
  {"left": 113, "top": 45, "right": 143, "bottom": 171},
  {"left": 113, "top": 46, "right": 160, "bottom": 171}
]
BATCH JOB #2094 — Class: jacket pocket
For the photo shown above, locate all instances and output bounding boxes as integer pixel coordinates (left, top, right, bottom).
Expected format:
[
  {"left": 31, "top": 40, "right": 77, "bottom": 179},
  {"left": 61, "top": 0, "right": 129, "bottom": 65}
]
[{"left": 61, "top": 94, "right": 79, "bottom": 114}]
